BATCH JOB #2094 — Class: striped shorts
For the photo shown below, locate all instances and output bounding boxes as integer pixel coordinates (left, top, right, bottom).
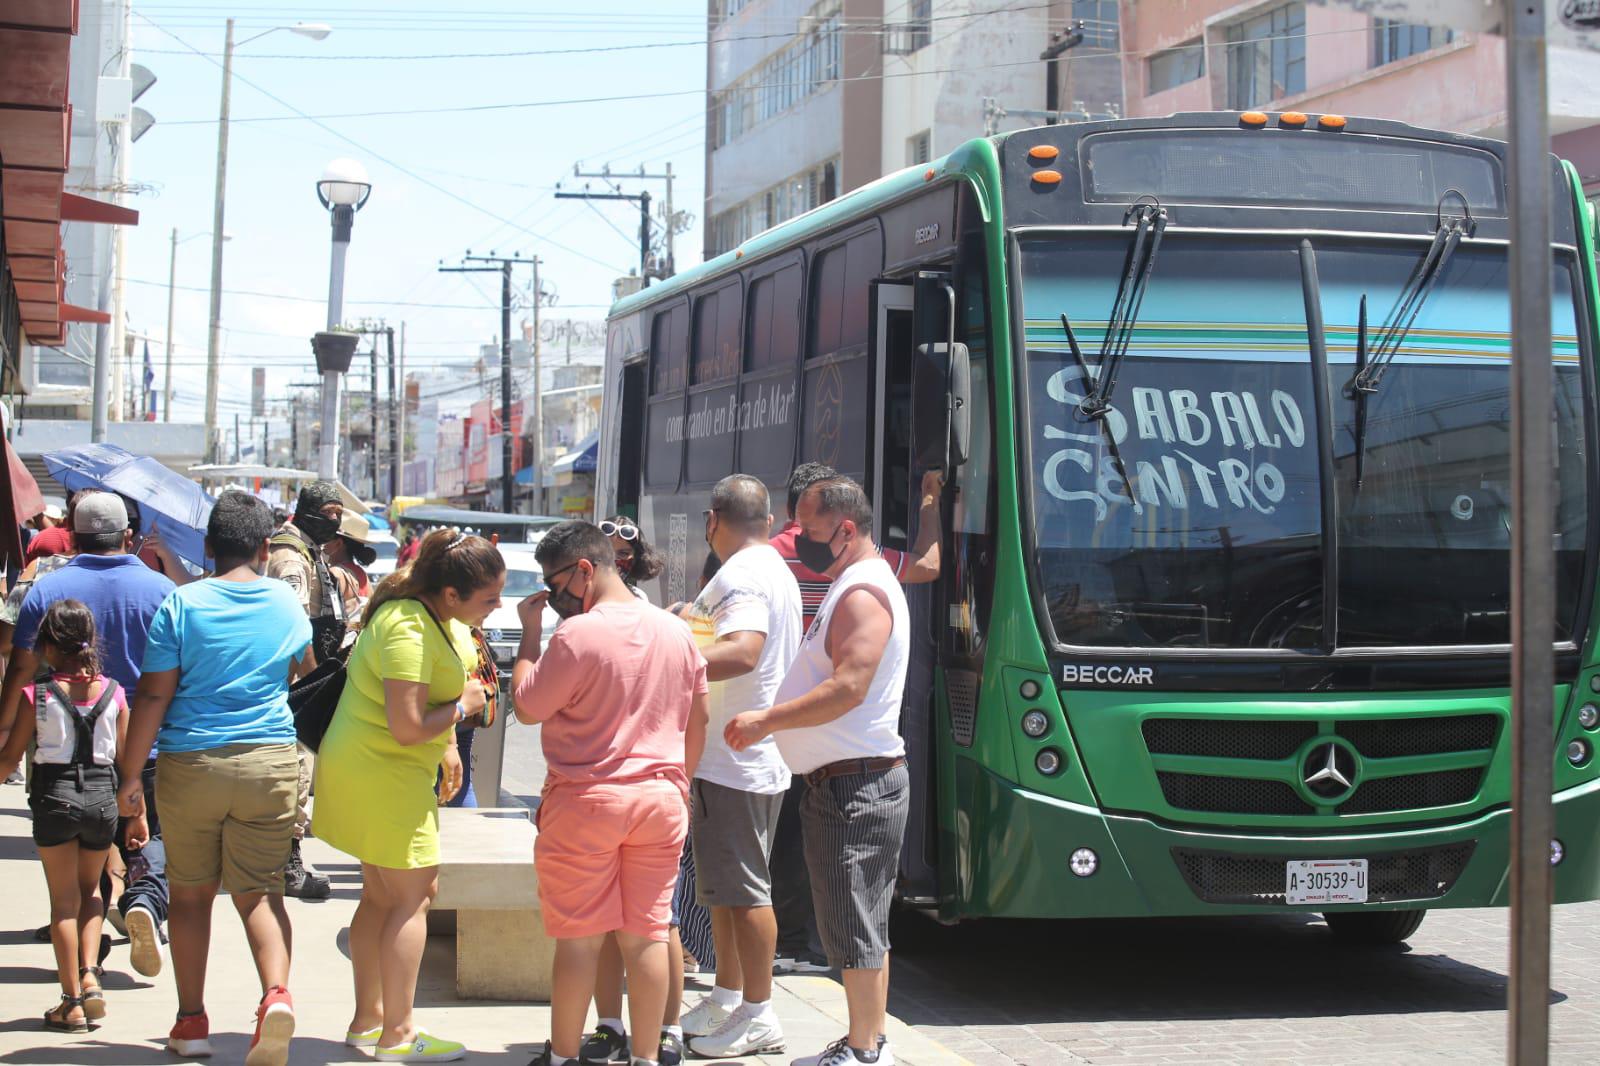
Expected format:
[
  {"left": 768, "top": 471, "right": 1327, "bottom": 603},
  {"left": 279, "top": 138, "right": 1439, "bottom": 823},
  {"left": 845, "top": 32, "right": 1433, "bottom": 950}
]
[{"left": 800, "top": 763, "right": 910, "bottom": 970}]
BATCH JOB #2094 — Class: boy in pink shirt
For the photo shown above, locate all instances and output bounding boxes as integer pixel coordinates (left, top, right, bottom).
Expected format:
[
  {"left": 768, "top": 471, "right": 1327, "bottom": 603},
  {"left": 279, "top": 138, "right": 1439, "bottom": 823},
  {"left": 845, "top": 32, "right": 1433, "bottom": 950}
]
[{"left": 513, "top": 521, "right": 709, "bottom": 1066}]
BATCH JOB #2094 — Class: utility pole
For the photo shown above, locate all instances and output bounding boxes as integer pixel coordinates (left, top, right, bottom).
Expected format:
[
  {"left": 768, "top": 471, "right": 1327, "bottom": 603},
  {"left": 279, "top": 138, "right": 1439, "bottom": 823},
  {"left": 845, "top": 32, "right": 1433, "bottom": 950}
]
[
  {"left": 369, "top": 333, "right": 381, "bottom": 499},
  {"left": 204, "top": 17, "right": 235, "bottom": 461},
  {"left": 568, "top": 164, "right": 681, "bottom": 278},
  {"left": 556, "top": 170, "right": 665, "bottom": 284},
  {"left": 398, "top": 324, "right": 407, "bottom": 495},
  {"left": 531, "top": 257, "right": 544, "bottom": 514},
  {"left": 439, "top": 254, "right": 538, "bottom": 513},
  {"left": 1040, "top": 21, "right": 1086, "bottom": 125},
  {"left": 234, "top": 411, "right": 241, "bottom": 463},
  {"left": 164, "top": 227, "right": 176, "bottom": 421},
  {"left": 387, "top": 325, "right": 400, "bottom": 501}
]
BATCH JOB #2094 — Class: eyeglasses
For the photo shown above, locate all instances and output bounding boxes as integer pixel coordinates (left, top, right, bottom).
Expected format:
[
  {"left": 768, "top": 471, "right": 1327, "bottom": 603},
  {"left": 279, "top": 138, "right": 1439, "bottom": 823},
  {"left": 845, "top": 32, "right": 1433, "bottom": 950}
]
[{"left": 599, "top": 521, "right": 638, "bottom": 541}]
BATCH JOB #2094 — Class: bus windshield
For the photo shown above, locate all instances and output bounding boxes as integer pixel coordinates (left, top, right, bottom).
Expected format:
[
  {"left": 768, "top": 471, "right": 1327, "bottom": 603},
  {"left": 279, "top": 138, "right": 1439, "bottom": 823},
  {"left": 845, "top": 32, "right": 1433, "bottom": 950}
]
[{"left": 1019, "top": 233, "right": 1590, "bottom": 651}]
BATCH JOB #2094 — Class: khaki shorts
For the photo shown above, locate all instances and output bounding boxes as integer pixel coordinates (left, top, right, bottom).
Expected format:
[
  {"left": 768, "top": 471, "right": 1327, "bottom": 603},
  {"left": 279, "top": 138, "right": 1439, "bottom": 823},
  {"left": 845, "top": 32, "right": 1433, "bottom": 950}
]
[{"left": 157, "top": 743, "right": 299, "bottom": 895}]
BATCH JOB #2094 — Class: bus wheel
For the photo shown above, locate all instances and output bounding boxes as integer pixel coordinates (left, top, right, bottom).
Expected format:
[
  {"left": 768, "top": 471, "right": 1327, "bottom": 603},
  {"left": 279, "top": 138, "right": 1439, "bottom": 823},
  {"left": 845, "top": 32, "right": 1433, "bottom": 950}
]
[{"left": 1322, "top": 909, "right": 1427, "bottom": 945}]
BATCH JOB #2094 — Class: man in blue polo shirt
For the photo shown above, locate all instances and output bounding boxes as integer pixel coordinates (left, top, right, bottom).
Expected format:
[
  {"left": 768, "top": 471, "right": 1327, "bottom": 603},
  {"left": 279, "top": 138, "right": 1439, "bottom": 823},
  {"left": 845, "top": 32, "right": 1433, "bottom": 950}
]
[{"left": 0, "top": 490, "right": 176, "bottom": 976}]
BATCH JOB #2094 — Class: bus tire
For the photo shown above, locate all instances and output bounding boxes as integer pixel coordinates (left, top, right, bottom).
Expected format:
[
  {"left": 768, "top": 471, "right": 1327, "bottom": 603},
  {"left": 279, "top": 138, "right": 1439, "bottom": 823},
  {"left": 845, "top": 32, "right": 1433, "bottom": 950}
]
[{"left": 1321, "top": 909, "right": 1427, "bottom": 945}]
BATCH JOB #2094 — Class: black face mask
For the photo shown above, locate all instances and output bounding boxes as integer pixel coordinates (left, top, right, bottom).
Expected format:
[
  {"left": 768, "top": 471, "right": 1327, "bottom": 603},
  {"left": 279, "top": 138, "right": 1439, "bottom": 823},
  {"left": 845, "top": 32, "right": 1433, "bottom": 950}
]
[
  {"left": 547, "top": 564, "right": 589, "bottom": 620},
  {"left": 295, "top": 509, "right": 341, "bottom": 545},
  {"left": 793, "top": 522, "right": 845, "bottom": 574}
]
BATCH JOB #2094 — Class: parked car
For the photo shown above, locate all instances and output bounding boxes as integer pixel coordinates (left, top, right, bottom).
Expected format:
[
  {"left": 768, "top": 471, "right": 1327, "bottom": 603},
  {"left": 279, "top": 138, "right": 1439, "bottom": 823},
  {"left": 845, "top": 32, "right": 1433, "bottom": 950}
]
[
  {"left": 365, "top": 533, "right": 400, "bottom": 583},
  {"left": 481, "top": 547, "right": 560, "bottom": 683}
]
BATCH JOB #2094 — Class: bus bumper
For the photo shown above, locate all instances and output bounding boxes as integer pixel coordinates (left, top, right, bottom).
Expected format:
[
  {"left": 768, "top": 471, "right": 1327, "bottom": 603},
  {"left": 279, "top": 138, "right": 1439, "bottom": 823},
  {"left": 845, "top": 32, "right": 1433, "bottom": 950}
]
[{"left": 945, "top": 761, "right": 1600, "bottom": 920}]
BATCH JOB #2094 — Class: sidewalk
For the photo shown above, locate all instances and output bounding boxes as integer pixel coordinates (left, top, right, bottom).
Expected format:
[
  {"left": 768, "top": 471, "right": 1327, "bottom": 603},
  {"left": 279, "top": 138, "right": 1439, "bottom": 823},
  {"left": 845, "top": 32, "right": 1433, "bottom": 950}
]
[{"left": 0, "top": 782, "right": 968, "bottom": 1066}]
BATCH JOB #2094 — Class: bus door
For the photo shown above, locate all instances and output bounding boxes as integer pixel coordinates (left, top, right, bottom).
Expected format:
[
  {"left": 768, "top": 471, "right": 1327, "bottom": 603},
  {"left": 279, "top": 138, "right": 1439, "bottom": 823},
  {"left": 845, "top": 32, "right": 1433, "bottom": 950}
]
[{"left": 871, "top": 275, "right": 945, "bottom": 904}]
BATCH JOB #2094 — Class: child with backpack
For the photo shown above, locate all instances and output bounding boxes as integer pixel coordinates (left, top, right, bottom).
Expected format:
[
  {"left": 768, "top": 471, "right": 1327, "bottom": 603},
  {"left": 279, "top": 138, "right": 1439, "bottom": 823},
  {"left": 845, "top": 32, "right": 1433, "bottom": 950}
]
[{"left": 0, "top": 598, "right": 132, "bottom": 1032}]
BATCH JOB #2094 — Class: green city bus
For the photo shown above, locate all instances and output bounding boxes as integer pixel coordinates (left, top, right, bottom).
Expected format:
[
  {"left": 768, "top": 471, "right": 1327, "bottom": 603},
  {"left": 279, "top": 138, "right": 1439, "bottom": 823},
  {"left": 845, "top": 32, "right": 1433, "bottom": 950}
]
[{"left": 595, "top": 111, "right": 1600, "bottom": 942}]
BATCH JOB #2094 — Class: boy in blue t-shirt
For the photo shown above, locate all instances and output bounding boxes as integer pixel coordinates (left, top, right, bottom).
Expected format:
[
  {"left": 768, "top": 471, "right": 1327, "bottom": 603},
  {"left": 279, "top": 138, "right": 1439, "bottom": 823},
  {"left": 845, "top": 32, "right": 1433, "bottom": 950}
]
[{"left": 118, "top": 491, "right": 313, "bottom": 1066}]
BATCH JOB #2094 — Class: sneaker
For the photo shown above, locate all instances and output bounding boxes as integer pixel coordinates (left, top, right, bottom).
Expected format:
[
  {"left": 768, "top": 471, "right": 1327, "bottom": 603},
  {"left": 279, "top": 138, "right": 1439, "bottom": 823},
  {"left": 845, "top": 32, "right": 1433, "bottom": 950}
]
[
  {"left": 579, "top": 1023, "right": 629, "bottom": 1064},
  {"left": 680, "top": 996, "right": 734, "bottom": 1038},
  {"left": 245, "top": 986, "right": 295, "bottom": 1066},
  {"left": 790, "top": 1036, "right": 893, "bottom": 1066},
  {"left": 168, "top": 1012, "right": 213, "bottom": 1058},
  {"left": 284, "top": 840, "right": 332, "bottom": 900},
  {"left": 657, "top": 1030, "right": 685, "bottom": 1066},
  {"left": 106, "top": 903, "right": 128, "bottom": 937},
  {"left": 347, "top": 1027, "right": 382, "bottom": 1048},
  {"left": 375, "top": 1031, "right": 466, "bottom": 1062},
  {"left": 4, "top": 768, "right": 22, "bottom": 785},
  {"left": 125, "top": 903, "right": 163, "bottom": 977},
  {"left": 773, "top": 953, "right": 832, "bottom": 975},
  {"left": 688, "top": 1006, "right": 786, "bottom": 1058}
]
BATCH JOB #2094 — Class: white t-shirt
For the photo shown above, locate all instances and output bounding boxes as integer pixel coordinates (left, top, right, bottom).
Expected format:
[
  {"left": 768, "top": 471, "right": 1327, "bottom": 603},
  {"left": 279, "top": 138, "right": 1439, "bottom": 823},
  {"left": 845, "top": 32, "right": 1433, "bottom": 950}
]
[
  {"left": 773, "top": 556, "right": 909, "bottom": 775},
  {"left": 689, "top": 543, "right": 801, "bottom": 794}
]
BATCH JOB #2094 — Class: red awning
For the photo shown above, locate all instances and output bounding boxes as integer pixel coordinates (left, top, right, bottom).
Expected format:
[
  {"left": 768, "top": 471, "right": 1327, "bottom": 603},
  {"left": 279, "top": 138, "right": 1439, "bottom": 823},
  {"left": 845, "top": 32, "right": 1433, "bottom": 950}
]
[
  {"left": 60, "top": 190, "right": 138, "bottom": 225},
  {"left": 59, "top": 300, "right": 110, "bottom": 324}
]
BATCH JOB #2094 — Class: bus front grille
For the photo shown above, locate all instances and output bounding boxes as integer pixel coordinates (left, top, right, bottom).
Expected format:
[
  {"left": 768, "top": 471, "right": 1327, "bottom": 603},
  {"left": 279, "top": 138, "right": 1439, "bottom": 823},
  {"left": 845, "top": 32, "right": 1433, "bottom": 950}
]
[
  {"left": 1143, "top": 713, "right": 1498, "bottom": 817},
  {"left": 1171, "top": 842, "right": 1476, "bottom": 905}
]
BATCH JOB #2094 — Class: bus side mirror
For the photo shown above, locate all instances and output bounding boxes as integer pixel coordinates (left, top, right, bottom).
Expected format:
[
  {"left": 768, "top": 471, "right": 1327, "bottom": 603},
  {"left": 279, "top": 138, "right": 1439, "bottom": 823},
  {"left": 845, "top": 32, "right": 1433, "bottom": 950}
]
[{"left": 913, "top": 341, "right": 971, "bottom": 472}]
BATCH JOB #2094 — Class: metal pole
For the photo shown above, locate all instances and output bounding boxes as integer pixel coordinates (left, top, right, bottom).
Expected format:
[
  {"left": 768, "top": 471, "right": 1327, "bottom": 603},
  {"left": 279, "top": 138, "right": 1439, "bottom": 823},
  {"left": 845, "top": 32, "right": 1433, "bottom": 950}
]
[
  {"left": 639, "top": 189, "right": 652, "bottom": 287},
  {"left": 663, "top": 162, "right": 675, "bottom": 277},
  {"left": 500, "top": 262, "right": 514, "bottom": 514},
  {"left": 388, "top": 326, "right": 400, "bottom": 500},
  {"left": 531, "top": 257, "right": 543, "bottom": 514},
  {"left": 370, "top": 332, "right": 381, "bottom": 500},
  {"left": 398, "top": 324, "right": 406, "bottom": 494},
  {"left": 164, "top": 227, "right": 176, "bottom": 422},
  {"left": 234, "top": 411, "right": 241, "bottom": 463},
  {"left": 90, "top": 263, "right": 113, "bottom": 443},
  {"left": 1505, "top": 3, "right": 1554, "bottom": 1063},
  {"left": 205, "top": 17, "right": 235, "bottom": 462},
  {"left": 319, "top": 206, "right": 352, "bottom": 481}
]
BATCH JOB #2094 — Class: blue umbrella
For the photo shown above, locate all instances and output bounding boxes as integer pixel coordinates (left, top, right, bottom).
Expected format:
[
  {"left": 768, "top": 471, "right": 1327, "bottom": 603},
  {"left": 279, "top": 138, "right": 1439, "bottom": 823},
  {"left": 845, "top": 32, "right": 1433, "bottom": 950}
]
[{"left": 44, "top": 443, "right": 214, "bottom": 567}]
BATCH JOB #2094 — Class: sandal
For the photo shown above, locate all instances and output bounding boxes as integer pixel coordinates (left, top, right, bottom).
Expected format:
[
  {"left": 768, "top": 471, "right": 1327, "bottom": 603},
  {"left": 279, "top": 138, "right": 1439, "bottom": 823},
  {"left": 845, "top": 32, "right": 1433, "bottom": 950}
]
[
  {"left": 44, "top": 994, "right": 88, "bottom": 1033},
  {"left": 79, "top": 967, "right": 107, "bottom": 1020}
]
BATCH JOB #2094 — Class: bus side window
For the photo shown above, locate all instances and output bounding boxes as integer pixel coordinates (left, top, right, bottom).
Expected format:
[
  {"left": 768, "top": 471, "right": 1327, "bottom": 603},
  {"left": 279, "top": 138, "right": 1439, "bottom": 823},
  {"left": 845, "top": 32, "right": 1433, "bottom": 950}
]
[
  {"left": 686, "top": 281, "right": 742, "bottom": 485},
  {"left": 645, "top": 301, "right": 689, "bottom": 491},
  {"left": 738, "top": 261, "right": 803, "bottom": 484},
  {"left": 803, "top": 228, "right": 882, "bottom": 477}
]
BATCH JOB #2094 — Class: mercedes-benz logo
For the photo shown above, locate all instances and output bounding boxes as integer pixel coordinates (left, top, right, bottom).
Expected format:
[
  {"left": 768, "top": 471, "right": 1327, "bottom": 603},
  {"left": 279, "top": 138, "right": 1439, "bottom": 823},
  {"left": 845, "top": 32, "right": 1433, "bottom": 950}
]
[{"left": 1302, "top": 741, "right": 1358, "bottom": 801}]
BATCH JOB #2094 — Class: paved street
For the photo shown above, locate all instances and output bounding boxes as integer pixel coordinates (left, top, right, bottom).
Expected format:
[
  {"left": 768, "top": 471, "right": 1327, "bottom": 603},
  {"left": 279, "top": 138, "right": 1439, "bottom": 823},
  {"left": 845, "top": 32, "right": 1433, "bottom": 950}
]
[{"left": 506, "top": 720, "right": 1600, "bottom": 1064}]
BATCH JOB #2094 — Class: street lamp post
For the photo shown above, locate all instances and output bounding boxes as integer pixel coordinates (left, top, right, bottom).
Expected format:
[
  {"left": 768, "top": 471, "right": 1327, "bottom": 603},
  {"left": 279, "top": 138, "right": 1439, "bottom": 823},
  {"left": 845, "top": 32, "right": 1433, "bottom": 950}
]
[
  {"left": 316, "top": 158, "right": 372, "bottom": 481},
  {"left": 204, "top": 18, "right": 331, "bottom": 459}
]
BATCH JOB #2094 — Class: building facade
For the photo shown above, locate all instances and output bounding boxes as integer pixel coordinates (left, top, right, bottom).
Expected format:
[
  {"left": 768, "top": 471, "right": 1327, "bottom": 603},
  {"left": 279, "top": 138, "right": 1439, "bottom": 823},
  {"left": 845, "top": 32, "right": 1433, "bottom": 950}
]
[
  {"left": 706, "top": 0, "right": 1100, "bottom": 258},
  {"left": 1118, "top": 1, "right": 1600, "bottom": 194}
]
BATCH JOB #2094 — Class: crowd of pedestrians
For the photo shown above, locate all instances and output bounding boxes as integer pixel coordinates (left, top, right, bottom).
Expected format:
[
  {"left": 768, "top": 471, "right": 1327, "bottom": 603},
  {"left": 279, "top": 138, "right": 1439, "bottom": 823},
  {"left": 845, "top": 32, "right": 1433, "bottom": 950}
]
[{"left": 0, "top": 461, "right": 940, "bottom": 1066}]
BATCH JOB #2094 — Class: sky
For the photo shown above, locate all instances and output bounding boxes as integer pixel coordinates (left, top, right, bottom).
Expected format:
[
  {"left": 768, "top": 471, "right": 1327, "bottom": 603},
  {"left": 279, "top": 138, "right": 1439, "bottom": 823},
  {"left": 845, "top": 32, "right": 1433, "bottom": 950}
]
[{"left": 121, "top": 1, "right": 715, "bottom": 431}]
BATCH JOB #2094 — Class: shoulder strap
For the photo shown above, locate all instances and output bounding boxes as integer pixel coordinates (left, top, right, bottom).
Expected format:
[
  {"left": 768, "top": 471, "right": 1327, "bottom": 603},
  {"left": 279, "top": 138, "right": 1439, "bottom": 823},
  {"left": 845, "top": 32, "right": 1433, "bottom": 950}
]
[
  {"left": 411, "top": 599, "right": 467, "bottom": 669},
  {"left": 43, "top": 679, "right": 75, "bottom": 715},
  {"left": 269, "top": 531, "right": 314, "bottom": 564},
  {"left": 87, "top": 680, "right": 120, "bottom": 718}
]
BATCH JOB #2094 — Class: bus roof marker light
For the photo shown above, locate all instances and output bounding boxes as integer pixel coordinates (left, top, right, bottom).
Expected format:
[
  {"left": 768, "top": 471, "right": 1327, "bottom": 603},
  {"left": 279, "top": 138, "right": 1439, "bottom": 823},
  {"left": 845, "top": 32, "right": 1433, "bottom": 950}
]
[
  {"left": 924, "top": 168, "right": 936, "bottom": 182},
  {"left": 1240, "top": 111, "right": 1269, "bottom": 127},
  {"left": 1031, "top": 170, "right": 1063, "bottom": 186},
  {"left": 1028, "top": 144, "right": 1060, "bottom": 162},
  {"left": 1280, "top": 111, "right": 1308, "bottom": 128},
  {"left": 1069, "top": 848, "right": 1098, "bottom": 877},
  {"left": 1318, "top": 114, "right": 1348, "bottom": 130}
]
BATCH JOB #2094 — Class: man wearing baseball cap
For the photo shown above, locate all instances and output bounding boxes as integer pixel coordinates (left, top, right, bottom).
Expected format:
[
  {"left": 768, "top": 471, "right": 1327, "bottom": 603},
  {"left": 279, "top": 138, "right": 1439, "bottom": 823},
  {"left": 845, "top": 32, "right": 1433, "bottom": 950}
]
[{"left": 0, "top": 490, "right": 177, "bottom": 976}]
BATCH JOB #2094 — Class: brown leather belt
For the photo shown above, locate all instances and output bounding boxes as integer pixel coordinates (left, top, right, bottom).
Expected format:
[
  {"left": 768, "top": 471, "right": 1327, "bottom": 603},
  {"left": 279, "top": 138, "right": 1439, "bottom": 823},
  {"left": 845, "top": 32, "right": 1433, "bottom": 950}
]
[{"left": 804, "top": 755, "right": 907, "bottom": 786}]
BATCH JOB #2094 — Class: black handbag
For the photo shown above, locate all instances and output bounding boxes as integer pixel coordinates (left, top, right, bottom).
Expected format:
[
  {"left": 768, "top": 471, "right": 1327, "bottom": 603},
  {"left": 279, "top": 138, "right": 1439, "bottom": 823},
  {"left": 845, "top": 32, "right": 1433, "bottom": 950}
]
[{"left": 289, "top": 645, "right": 351, "bottom": 752}]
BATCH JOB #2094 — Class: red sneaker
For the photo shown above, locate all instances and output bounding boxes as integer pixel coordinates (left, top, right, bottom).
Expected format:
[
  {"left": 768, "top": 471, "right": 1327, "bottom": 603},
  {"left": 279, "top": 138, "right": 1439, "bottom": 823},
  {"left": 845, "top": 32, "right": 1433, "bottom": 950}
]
[
  {"left": 245, "top": 986, "right": 295, "bottom": 1066},
  {"left": 168, "top": 1011, "right": 212, "bottom": 1058}
]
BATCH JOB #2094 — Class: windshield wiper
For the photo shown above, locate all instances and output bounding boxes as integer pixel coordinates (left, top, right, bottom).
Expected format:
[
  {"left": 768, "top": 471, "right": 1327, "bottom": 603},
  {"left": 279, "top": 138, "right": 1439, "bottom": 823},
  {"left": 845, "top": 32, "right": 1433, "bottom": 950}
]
[
  {"left": 1351, "top": 294, "right": 1369, "bottom": 490},
  {"left": 1348, "top": 190, "right": 1476, "bottom": 397},
  {"left": 1079, "top": 198, "right": 1167, "bottom": 418},
  {"left": 1059, "top": 310, "right": 1138, "bottom": 509}
]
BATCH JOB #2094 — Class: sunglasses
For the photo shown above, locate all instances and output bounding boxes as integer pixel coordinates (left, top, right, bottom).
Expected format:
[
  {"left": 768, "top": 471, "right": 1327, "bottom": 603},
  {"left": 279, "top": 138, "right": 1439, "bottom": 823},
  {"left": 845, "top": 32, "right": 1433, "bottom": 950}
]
[{"left": 599, "top": 521, "right": 639, "bottom": 541}]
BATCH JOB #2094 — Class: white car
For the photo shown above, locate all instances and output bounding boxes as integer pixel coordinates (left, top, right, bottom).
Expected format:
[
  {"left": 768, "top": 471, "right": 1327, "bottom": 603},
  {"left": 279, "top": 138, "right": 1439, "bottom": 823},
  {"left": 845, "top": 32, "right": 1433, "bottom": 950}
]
[
  {"left": 481, "top": 548, "right": 561, "bottom": 681},
  {"left": 365, "top": 533, "right": 400, "bottom": 583}
]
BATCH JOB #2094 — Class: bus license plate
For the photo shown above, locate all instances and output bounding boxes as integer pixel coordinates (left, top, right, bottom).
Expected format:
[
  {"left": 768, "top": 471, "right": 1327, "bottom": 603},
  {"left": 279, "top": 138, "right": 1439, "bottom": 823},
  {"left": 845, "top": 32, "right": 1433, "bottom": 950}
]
[{"left": 1285, "top": 859, "right": 1368, "bottom": 905}]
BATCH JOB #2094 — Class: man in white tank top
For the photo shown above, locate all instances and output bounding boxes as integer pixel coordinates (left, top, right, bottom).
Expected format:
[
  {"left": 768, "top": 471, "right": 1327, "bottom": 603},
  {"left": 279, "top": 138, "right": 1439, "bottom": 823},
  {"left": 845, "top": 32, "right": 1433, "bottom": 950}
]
[{"left": 725, "top": 477, "right": 910, "bottom": 1066}]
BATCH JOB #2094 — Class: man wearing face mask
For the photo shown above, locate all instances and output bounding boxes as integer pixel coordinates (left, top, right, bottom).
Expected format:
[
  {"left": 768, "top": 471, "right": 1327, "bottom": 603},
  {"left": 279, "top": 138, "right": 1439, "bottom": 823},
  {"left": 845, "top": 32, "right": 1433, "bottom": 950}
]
[
  {"left": 724, "top": 477, "right": 911, "bottom": 1066},
  {"left": 512, "top": 521, "right": 710, "bottom": 1066},
  {"left": 265, "top": 481, "right": 345, "bottom": 900}
]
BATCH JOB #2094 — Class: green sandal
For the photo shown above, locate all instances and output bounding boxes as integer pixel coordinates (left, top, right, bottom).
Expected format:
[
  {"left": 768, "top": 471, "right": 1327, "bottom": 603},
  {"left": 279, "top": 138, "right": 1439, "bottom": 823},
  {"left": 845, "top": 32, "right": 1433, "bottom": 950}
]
[
  {"left": 78, "top": 967, "right": 106, "bottom": 1021},
  {"left": 44, "top": 994, "right": 88, "bottom": 1033}
]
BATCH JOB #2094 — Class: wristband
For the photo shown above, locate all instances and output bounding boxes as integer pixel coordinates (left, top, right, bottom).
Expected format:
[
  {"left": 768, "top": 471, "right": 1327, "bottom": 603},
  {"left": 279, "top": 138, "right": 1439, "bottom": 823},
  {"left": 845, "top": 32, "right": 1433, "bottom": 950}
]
[{"left": 453, "top": 701, "right": 467, "bottom": 725}]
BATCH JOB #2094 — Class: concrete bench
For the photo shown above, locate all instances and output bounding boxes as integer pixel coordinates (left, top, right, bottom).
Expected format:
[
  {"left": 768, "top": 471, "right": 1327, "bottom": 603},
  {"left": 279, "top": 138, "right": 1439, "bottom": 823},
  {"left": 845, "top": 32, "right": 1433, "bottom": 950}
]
[{"left": 433, "top": 806, "right": 553, "bottom": 1002}]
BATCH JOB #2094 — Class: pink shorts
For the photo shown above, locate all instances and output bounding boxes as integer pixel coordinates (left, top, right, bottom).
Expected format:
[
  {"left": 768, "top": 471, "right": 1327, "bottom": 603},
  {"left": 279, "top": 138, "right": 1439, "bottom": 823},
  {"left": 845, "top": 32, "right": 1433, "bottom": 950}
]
[{"left": 534, "top": 776, "right": 689, "bottom": 941}]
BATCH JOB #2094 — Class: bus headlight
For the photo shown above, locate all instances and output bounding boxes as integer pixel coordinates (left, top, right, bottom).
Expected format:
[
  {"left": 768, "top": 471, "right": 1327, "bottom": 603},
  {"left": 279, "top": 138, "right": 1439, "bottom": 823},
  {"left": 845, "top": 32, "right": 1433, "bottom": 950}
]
[
  {"left": 1069, "top": 848, "right": 1099, "bottom": 877},
  {"left": 1021, "top": 710, "right": 1050, "bottom": 738},
  {"left": 1579, "top": 704, "right": 1599, "bottom": 730},
  {"left": 1019, "top": 679, "right": 1041, "bottom": 700},
  {"left": 1568, "top": 740, "right": 1591, "bottom": 767},
  {"left": 1035, "top": 748, "right": 1063, "bottom": 776}
]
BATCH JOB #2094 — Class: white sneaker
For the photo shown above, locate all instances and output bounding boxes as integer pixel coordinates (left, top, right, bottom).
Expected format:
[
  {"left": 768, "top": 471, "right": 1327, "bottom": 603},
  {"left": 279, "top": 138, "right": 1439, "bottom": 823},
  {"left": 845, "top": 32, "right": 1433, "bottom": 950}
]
[
  {"left": 688, "top": 1006, "right": 786, "bottom": 1058},
  {"left": 679, "top": 996, "right": 734, "bottom": 1038},
  {"left": 791, "top": 1036, "right": 893, "bottom": 1066},
  {"left": 125, "top": 903, "right": 163, "bottom": 977}
]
